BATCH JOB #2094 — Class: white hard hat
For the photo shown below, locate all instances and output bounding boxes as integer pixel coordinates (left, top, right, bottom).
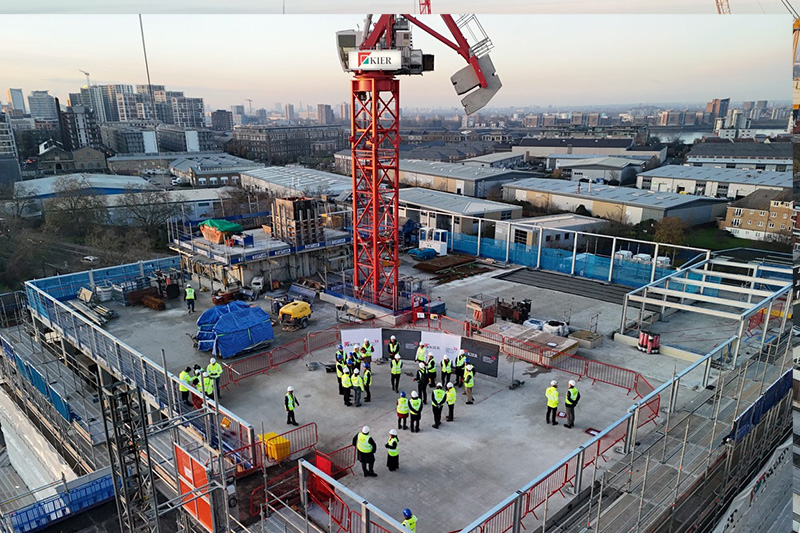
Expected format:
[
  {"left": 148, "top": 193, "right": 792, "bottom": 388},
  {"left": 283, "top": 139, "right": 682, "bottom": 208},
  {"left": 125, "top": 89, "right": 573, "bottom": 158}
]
[
  {"left": 568, "top": 380, "right": 576, "bottom": 387},
  {"left": 551, "top": 380, "right": 558, "bottom": 386},
  {"left": 458, "top": 349, "right": 466, "bottom": 355},
  {"left": 364, "top": 338, "right": 369, "bottom": 343},
  {"left": 343, "top": 367, "right": 350, "bottom": 373},
  {"left": 287, "top": 386, "right": 294, "bottom": 392},
  {"left": 210, "top": 358, "right": 216, "bottom": 364},
  {"left": 411, "top": 391, "right": 418, "bottom": 398},
  {"left": 389, "top": 429, "right": 397, "bottom": 436},
  {"left": 362, "top": 426, "right": 370, "bottom": 433},
  {"left": 187, "top": 283, "right": 191, "bottom": 287},
  {"left": 391, "top": 335, "right": 396, "bottom": 340},
  {"left": 419, "top": 362, "right": 425, "bottom": 369},
  {"left": 436, "top": 382, "right": 442, "bottom": 388},
  {"left": 447, "top": 382, "right": 454, "bottom": 388},
  {"left": 203, "top": 371, "right": 209, "bottom": 377},
  {"left": 395, "top": 354, "right": 401, "bottom": 360},
  {"left": 353, "top": 368, "right": 360, "bottom": 374},
  {"left": 466, "top": 364, "right": 473, "bottom": 370}
]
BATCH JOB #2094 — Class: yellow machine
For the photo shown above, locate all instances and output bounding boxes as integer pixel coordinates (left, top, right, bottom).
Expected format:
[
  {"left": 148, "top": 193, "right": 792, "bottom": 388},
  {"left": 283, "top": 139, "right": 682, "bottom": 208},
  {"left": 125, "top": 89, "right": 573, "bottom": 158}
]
[{"left": 279, "top": 301, "right": 312, "bottom": 330}]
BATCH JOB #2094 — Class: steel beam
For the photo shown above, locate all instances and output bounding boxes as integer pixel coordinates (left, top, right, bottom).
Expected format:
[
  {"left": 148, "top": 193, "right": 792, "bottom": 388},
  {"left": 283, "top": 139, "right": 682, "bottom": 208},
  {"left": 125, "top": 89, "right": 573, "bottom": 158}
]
[
  {"left": 688, "top": 268, "right": 790, "bottom": 287},
  {"left": 643, "top": 287, "right": 754, "bottom": 309},
  {"left": 626, "top": 295, "right": 741, "bottom": 321}
]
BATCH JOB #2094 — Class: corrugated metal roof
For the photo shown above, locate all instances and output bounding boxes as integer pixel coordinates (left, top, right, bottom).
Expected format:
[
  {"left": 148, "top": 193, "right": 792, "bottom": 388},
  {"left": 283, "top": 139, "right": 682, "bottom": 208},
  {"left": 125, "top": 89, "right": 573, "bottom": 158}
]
[
  {"left": 240, "top": 167, "right": 352, "bottom": 195},
  {"left": 398, "top": 187, "right": 523, "bottom": 215},
  {"left": 638, "top": 165, "right": 791, "bottom": 187},
  {"left": 400, "top": 159, "right": 535, "bottom": 181},
  {"left": 15, "top": 174, "right": 156, "bottom": 198},
  {"left": 686, "top": 141, "right": 792, "bottom": 159},
  {"left": 518, "top": 138, "right": 633, "bottom": 148}
]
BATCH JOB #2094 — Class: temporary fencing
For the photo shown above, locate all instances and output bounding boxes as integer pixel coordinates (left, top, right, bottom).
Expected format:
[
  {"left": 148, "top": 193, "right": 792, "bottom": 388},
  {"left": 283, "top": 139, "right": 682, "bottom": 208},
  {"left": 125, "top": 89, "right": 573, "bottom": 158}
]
[{"left": 262, "top": 422, "right": 319, "bottom": 465}]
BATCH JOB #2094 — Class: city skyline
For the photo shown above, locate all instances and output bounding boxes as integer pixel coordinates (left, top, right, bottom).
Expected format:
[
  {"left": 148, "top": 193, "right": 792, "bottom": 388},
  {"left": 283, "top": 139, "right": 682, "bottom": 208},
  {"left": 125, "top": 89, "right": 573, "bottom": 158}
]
[
  {"left": 1, "top": 14, "right": 790, "bottom": 112},
  {"left": 0, "top": 0, "right": 793, "bottom": 13}
]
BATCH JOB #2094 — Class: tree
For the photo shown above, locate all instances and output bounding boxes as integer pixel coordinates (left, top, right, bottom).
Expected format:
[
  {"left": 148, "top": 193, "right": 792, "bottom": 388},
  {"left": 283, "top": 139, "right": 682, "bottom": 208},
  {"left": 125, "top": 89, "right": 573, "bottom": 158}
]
[
  {"left": 115, "top": 188, "right": 183, "bottom": 231},
  {"left": 654, "top": 217, "right": 688, "bottom": 246},
  {"left": 607, "top": 170, "right": 620, "bottom": 185},
  {"left": 1, "top": 182, "right": 39, "bottom": 220},
  {"left": 575, "top": 204, "right": 591, "bottom": 217},
  {"left": 86, "top": 227, "right": 157, "bottom": 265},
  {"left": 552, "top": 168, "right": 564, "bottom": 179},
  {"left": 43, "top": 176, "right": 108, "bottom": 238}
]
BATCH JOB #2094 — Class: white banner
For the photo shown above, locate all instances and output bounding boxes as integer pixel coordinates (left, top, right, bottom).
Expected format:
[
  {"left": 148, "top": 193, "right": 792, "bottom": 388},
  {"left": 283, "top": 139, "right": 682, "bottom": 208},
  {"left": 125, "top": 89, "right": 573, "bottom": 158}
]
[
  {"left": 339, "top": 328, "right": 383, "bottom": 359},
  {"left": 712, "top": 437, "right": 791, "bottom": 533},
  {"left": 420, "top": 331, "right": 461, "bottom": 361}
]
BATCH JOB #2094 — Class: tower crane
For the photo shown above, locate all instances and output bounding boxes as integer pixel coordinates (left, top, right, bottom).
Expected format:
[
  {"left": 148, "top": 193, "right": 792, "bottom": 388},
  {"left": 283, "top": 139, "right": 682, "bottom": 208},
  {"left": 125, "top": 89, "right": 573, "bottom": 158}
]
[
  {"left": 714, "top": 0, "right": 731, "bottom": 13},
  {"left": 337, "top": 15, "right": 501, "bottom": 308},
  {"left": 79, "top": 69, "right": 91, "bottom": 87},
  {"left": 418, "top": 0, "right": 431, "bottom": 14}
]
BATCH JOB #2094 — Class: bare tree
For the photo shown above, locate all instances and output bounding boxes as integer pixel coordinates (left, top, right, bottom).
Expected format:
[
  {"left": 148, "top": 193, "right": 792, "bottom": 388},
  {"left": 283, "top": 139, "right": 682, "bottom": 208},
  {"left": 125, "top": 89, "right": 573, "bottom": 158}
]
[
  {"left": 6, "top": 182, "right": 39, "bottom": 219},
  {"left": 44, "top": 176, "right": 108, "bottom": 237},
  {"left": 115, "top": 188, "right": 184, "bottom": 230}
]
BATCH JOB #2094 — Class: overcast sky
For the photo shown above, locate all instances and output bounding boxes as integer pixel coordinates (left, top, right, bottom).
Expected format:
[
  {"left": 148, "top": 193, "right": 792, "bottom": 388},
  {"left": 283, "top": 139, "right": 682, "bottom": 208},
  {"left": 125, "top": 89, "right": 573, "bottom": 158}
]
[
  {"left": 0, "top": 0, "right": 792, "bottom": 13},
  {"left": 1, "top": 14, "right": 790, "bottom": 111}
]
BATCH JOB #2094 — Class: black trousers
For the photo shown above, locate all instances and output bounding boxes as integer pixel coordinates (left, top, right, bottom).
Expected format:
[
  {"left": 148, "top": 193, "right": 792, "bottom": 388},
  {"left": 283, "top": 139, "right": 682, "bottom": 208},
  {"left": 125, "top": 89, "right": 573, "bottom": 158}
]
[
  {"left": 565, "top": 405, "right": 575, "bottom": 427},
  {"left": 417, "top": 383, "right": 427, "bottom": 404},
  {"left": 181, "top": 390, "right": 190, "bottom": 405},
  {"left": 546, "top": 406, "right": 558, "bottom": 424},
  {"left": 338, "top": 377, "right": 344, "bottom": 395},
  {"left": 287, "top": 410, "right": 296, "bottom": 424},
  {"left": 391, "top": 374, "right": 400, "bottom": 392},
  {"left": 364, "top": 384, "right": 371, "bottom": 402},
  {"left": 432, "top": 406, "right": 442, "bottom": 427},
  {"left": 343, "top": 387, "right": 351, "bottom": 406},
  {"left": 387, "top": 454, "right": 399, "bottom": 471},
  {"left": 441, "top": 372, "right": 451, "bottom": 385},
  {"left": 360, "top": 456, "right": 375, "bottom": 476},
  {"left": 410, "top": 414, "right": 421, "bottom": 432},
  {"left": 428, "top": 373, "right": 437, "bottom": 387},
  {"left": 455, "top": 368, "right": 464, "bottom": 386},
  {"left": 398, "top": 415, "right": 408, "bottom": 429},
  {"left": 447, "top": 403, "right": 454, "bottom": 421}
]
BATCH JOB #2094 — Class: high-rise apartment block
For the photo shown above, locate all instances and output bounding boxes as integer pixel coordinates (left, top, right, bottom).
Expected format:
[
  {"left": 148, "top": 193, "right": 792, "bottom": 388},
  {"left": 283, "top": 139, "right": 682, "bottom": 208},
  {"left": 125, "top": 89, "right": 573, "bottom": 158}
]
[
  {"left": 704, "top": 98, "right": 730, "bottom": 120},
  {"left": 317, "top": 104, "right": 334, "bottom": 125},
  {"left": 27, "top": 90, "right": 58, "bottom": 120},
  {"left": 6, "top": 89, "right": 26, "bottom": 114},
  {"left": 0, "top": 112, "right": 21, "bottom": 185},
  {"left": 211, "top": 110, "right": 233, "bottom": 132},
  {"left": 59, "top": 104, "right": 101, "bottom": 150},
  {"left": 284, "top": 104, "right": 295, "bottom": 121}
]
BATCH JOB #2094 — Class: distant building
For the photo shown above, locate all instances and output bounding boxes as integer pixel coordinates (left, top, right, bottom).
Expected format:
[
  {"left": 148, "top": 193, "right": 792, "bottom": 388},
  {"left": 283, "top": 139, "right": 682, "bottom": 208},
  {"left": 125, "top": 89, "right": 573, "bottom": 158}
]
[
  {"left": 59, "top": 105, "right": 100, "bottom": 150},
  {"left": 494, "top": 214, "right": 608, "bottom": 247},
  {"left": 684, "top": 141, "right": 792, "bottom": 172},
  {"left": 636, "top": 166, "right": 791, "bottom": 199},
  {"left": 72, "top": 146, "right": 107, "bottom": 172},
  {"left": 107, "top": 151, "right": 223, "bottom": 175},
  {"left": 557, "top": 157, "right": 643, "bottom": 184},
  {"left": 37, "top": 144, "right": 75, "bottom": 174},
  {"left": 546, "top": 152, "right": 654, "bottom": 171},
  {"left": 397, "top": 187, "right": 523, "bottom": 234},
  {"left": 398, "top": 159, "right": 541, "bottom": 198},
  {"left": 705, "top": 98, "right": 730, "bottom": 121},
  {"left": 116, "top": 92, "right": 153, "bottom": 122},
  {"left": 719, "top": 189, "right": 793, "bottom": 242},
  {"left": 0, "top": 113, "right": 21, "bottom": 186},
  {"left": 511, "top": 137, "right": 634, "bottom": 160},
  {"left": 170, "top": 96, "right": 205, "bottom": 128},
  {"left": 232, "top": 125, "right": 347, "bottom": 162},
  {"left": 157, "top": 126, "right": 216, "bottom": 152},
  {"left": 27, "top": 90, "right": 58, "bottom": 120},
  {"left": 317, "top": 104, "right": 334, "bottom": 125},
  {"left": 169, "top": 153, "right": 263, "bottom": 187},
  {"left": 211, "top": 110, "right": 233, "bottom": 132},
  {"left": 100, "top": 124, "right": 158, "bottom": 154},
  {"left": 503, "top": 178, "right": 728, "bottom": 225},
  {"left": 284, "top": 104, "right": 295, "bottom": 121},
  {"left": 6, "top": 89, "right": 26, "bottom": 114},
  {"left": 231, "top": 105, "right": 245, "bottom": 116},
  {"left": 338, "top": 102, "right": 350, "bottom": 122},
  {"left": 461, "top": 152, "right": 524, "bottom": 168},
  {"left": 240, "top": 166, "right": 351, "bottom": 197}
]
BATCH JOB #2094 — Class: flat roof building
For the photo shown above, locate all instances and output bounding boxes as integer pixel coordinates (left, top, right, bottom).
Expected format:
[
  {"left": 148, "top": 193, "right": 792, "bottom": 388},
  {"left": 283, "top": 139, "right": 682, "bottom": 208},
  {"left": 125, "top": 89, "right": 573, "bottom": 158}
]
[
  {"left": 684, "top": 141, "right": 792, "bottom": 171},
  {"left": 398, "top": 187, "right": 523, "bottom": 234},
  {"left": 156, "top": 126, "right": 216, "bottom": 153},
  {"left": 398, "top": 159, "right": 541, "bottom": 198},
  {"left": 636, "top": 165, "right": 791, "bottom": 199},
  {"left": 495, "top": 213, "right": 609, "bottom": 247},
  {"left": 555, "top": 156, "right": 643, "bottom": 184},
  {"left": 503, "top": 178, "right": 728, "bottom": 225},
  {"left": 240, "top": 166, "right": 352, "bottom": 197},
  {"left": 460, "top": 152, "right": 524, "bottom": 168},
  {"left": 169, "top": 154, "right": 263, "bottom": 187},
  {"left": 512, "top": 137, "right": 668, "bottom": 164},
  {"left": 546, "top": 152, "right": 654, "bottom": 171}
]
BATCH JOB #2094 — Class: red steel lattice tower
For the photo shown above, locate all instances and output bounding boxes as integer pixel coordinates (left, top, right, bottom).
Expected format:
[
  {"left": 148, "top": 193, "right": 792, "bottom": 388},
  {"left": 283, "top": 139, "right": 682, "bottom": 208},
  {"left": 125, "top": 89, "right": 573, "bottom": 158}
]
[
  {"left": 419, "top": 0, "right": 432, "bottom": 14},
  {"left": 350, "top": 73, "right": 400, "bottom": 308}
]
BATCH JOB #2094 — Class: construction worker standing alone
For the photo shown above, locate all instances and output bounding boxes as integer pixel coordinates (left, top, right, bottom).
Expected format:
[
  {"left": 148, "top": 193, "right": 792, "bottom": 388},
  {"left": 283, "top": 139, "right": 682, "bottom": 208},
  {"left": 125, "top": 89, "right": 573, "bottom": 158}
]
[
  {"left": 185, "top": 284, "right": 195, "bottom": 313},
  {"left": 285, "top": 386, "right": 299, "bottom": 426},
  {"left": 431, "top": 382, "right": 445, "bottom": 429},
  {"left": 463, "top": 364, "right": 475, "bottom": 404},
  {"left": 385, "top": 429, "right": 399, "bottom": 471},
  {"left": 564, "top": 380, "right": 580, "bottom": 429},
  {"left": 353, "top": 426, "right": 377, "bottom": 477},
  {"left": 545, "top": 380, "right": 559, "bottom": 426},
  {"left": 415, "top": 363, "right": 428, "bottom": 405},
  {"left": 390, "top": 354, "right": 403, "bottom": 392},
  {"left": 363, "top": 363, "right": 372, "bottom": 402},
  {"left": 179, "top": 367, "right": 193, "bottom": 406},
  {"left": 341, "top": 367, "right": 352, "bottom": 407},
  {"left": 207, "top": 357, "right": 223, "bottom": 400},
  {"left": 402, "top": 509, "right": 417, "bottom": 533},
  {"left": 445, "top": 382, "right": 456, "bottom": 421}
]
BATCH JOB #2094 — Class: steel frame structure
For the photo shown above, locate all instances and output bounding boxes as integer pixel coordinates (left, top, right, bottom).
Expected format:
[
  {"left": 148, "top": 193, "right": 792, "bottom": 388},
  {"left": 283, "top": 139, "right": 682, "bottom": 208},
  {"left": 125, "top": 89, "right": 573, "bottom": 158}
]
[{"left": 418, "top": 0, "right": 431, "bottom": 14}]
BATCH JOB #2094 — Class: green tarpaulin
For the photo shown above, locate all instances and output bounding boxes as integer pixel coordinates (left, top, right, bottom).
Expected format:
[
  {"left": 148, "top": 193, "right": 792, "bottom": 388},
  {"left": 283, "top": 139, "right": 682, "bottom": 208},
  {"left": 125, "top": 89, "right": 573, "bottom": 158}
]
[{"left": 200, "top": 219, "right": 243, "bottom": 233}]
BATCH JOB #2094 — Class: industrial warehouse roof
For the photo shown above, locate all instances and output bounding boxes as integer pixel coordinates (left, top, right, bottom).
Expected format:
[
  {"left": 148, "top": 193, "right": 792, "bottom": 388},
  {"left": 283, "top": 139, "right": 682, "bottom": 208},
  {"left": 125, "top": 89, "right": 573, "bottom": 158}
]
[
  {"left": 508, "top": 213, "right": 608, "bottom": 230},
  {"left": 170, "top": 154, "right": 262, "bottom": 173},
  {"left": 461, "top": 152, "right": 522, "bottom": 164},
  {"left": 398, "top": 187, "right": 523, "bottom": 215},
  {"left": 685, "top": 141, "right": 792, "bottom": 159},
  {"left": 637, "top": 166, "right": 792, "bottom": 187},
  {"left": 556, "top": 157, "right": 639, "bottom": 170},
  {"left": 14, "top": 174, "right": 156, "bottom": 199},
  {"left": 241, "top": 166, "right": 352, "bottom": 195},
  {"left": 399, "top": 159, "right": 534, "bottom": 181},
  {"left": 518, "top": 138, "right": 634, "bottom": 148},
  {"left": 547, "top": 153, "right": 653, "bottom": 162},
  {"left": 108, "top": 151, "right": 224, "bottom": 162},
  {"left": 505, "top": 178, "right": 729, "bottom": 210}
]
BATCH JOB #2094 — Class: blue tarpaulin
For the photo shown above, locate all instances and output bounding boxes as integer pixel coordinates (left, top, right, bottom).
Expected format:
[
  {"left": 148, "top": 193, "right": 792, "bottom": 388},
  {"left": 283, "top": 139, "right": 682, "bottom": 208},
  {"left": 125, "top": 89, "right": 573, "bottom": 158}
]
[
  {"left": 196, "top": 301, "right": 250, "bottom": 332},
  {"left": 212, "top": 307, "right": 274, "bottom": 359}
]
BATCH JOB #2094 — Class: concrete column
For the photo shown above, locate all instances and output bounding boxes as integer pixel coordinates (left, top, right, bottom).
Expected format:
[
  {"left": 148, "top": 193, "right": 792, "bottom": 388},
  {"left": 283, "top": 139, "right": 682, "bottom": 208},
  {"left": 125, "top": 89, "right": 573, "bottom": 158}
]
[
  {"left": 620, "top": 295, "right": 630, "bottom": 334},
  {"left": 650, "top": 243, "right": 660, "bottom": 283}
]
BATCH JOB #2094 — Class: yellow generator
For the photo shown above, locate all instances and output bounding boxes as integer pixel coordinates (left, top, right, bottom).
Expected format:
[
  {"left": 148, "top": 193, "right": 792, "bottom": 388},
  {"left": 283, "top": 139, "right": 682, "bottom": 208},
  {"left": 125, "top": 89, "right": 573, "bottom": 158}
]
[{"left": 279, "top": 301, "right": 312, "bottom": 331}]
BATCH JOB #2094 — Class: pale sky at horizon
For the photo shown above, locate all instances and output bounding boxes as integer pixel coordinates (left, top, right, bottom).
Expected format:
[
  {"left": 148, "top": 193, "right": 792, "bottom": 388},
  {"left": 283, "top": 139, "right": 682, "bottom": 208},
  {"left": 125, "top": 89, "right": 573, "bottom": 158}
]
[{"left": 1, "top": 14, "right": 790, "bottom": 112}]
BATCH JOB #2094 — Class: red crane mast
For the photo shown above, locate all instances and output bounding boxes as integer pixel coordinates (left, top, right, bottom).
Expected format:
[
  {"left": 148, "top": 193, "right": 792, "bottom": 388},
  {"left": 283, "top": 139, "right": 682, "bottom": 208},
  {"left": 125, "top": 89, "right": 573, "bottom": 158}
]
[{"left": 337, "top": 15, "right": 501, "bottom": 309}]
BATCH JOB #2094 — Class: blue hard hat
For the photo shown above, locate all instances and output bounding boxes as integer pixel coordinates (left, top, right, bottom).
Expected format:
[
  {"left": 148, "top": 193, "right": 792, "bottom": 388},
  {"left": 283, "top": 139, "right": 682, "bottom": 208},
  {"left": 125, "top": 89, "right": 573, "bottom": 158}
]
[
  {"left": 336, "top": 353, "right": 342, "bottom": 360},
  {"left": 403, "top": 508, "right": 412, "bottom": 518},
  {"left": 338, "top": 344, "right": 343, "bottom": 350},
  {"left": 400, "top": 391, "right": 406, "bottom": 397},
  {"left": 364, "top": 362, "right": 370, "bottom": 368}
]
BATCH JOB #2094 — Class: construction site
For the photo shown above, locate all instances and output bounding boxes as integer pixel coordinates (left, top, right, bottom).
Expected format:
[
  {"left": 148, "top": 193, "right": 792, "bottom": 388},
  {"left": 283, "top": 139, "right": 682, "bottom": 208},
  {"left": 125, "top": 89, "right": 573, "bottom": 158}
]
[{"left": 0, "top": 9, "right": 795, "bottom": 533}]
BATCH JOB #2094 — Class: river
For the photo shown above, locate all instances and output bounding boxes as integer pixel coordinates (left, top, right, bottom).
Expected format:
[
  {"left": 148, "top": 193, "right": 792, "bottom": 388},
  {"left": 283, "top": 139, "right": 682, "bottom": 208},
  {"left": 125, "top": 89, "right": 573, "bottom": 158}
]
[{"left": 651, "top": 128, "right": 789, "bottom": 144}]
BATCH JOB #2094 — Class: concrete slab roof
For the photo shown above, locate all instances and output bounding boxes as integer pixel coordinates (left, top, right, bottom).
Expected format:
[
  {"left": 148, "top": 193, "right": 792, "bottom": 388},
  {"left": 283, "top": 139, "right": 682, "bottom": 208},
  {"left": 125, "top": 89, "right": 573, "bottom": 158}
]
[
  {"left": 398, "top": 187, "right": 523, "bottom": 216},
  {"left": 399, "top": 159, "right": 535, "bottom": 181},
  {"left": 108, "top": 151, "right": 225, "bottom": 162},
  {"left": 240, "top": 167, "right": 352, "bottom": 195},
  {"left": 461, "top": 152, "right": 523, "bottom": 164},
  {"left": 637, "top": 165, "right": 791, "bottom": 187},
  {"left": 505, "top": 178, "right": 730, "bottom": 210}
]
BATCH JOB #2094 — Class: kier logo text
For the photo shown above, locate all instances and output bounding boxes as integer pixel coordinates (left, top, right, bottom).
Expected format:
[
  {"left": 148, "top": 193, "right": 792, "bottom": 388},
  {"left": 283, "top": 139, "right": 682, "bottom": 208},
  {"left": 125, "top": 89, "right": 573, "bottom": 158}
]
[{"left": 359, "top": 52, "right": 393, "bottom": 67}]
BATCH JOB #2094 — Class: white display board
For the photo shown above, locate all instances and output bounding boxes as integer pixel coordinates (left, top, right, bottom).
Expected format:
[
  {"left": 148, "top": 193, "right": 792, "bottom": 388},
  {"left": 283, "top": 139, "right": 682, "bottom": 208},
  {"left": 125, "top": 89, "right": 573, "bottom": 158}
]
[
  {"left": 339, "top": 328, "right": 383, "bottom": 359},
  {"left": 420, "top": 331, "right": 461, "bottom": 361}
]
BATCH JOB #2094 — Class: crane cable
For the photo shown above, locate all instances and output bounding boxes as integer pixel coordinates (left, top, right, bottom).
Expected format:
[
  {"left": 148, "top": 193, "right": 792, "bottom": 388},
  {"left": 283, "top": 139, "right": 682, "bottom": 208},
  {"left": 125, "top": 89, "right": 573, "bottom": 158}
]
[{"left": 780, "top": 0, "right": 799, "bottom": 17}]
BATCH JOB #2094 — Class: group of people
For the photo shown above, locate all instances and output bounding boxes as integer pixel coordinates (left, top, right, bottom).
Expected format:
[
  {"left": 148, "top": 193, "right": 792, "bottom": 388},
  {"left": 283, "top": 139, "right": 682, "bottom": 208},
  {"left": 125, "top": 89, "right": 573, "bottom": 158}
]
[
  {"left": 178, "top": 356, "right": 223, "bottom": 405},
  {"left": 545, "top": 379, "right": 581, "bottom": 428},
  {"left": 334, "top": 341, "right": 375, "bottom": 407}
]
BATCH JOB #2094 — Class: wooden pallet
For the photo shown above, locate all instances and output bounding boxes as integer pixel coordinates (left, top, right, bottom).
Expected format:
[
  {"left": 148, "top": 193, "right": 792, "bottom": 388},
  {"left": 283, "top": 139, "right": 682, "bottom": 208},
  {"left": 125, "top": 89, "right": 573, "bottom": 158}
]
[{"left": 141, "top": 295, "right": 166, "bottom": 311}]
